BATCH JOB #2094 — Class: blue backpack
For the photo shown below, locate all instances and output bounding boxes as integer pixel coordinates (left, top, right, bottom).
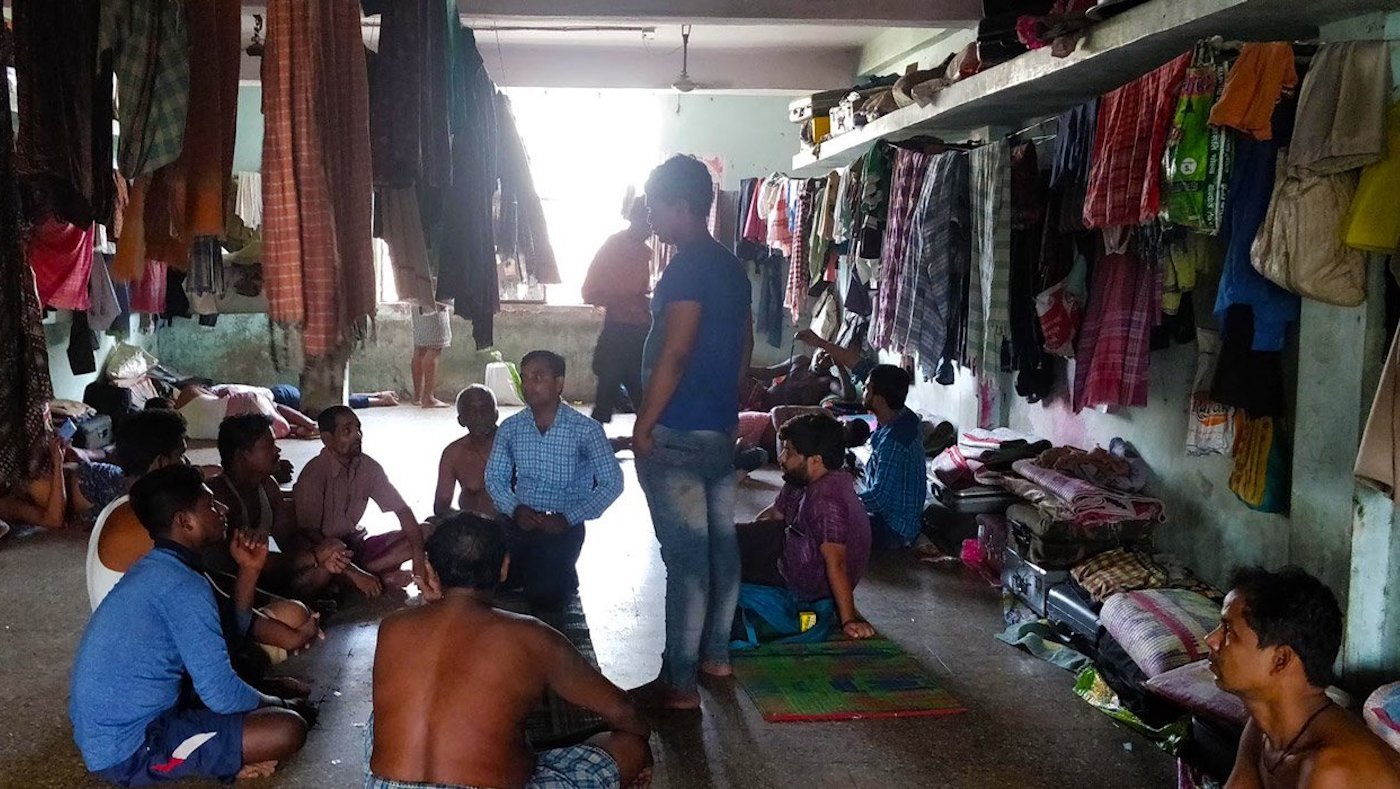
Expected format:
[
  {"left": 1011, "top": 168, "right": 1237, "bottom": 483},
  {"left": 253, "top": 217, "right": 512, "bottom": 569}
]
[{"left": 729, "top": 583, "right": 836, "bottom": 651}]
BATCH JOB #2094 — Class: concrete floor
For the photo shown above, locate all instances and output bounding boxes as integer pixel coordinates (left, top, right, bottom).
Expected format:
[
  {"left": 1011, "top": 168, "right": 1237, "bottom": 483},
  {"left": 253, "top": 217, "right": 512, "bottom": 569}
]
[{"left": 0, "top": 406, "right": 1176, "bottom": 788}]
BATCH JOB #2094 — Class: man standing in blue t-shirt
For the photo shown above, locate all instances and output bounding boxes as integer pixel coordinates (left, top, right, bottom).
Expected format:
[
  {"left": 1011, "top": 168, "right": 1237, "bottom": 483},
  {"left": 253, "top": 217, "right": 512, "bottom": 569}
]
[{"left": 631, "top": 155, "right": 753, "bottom": 711}]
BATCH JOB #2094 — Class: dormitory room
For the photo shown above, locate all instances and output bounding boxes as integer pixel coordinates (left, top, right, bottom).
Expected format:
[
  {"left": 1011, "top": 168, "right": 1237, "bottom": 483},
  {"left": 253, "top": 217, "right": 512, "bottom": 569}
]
[{"left": 5, "top": 0, "right": 1400, "bottom": 786}]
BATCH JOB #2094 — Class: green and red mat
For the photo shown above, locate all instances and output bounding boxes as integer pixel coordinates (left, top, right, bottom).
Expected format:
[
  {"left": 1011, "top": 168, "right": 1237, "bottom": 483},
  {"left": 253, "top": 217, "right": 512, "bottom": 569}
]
[{"left": 732, "top": 638, "right": 966, "bottom": 723}]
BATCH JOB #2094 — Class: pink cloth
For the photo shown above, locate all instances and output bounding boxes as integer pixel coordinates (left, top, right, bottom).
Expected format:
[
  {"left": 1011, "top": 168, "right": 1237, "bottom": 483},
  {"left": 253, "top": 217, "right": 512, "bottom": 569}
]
[
  {"left": 129, "top": 259, "right": 168, "bottom": 314},
  {"left": 1011, "top": 459, "right": 1165, "bottom": 525},
  {"left": 29, "top": 218, "right": 94, "bottom": 310}
]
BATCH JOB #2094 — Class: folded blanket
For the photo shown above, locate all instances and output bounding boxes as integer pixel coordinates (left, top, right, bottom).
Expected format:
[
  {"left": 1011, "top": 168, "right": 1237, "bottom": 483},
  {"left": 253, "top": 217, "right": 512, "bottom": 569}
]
[{"left": 1012, "top": 459, "right": 1165, "bottom": 525}]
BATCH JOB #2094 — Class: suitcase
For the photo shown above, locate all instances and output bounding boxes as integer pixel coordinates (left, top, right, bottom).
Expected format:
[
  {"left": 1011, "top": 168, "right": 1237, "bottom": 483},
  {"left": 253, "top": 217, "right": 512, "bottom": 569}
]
[
  {"left": 1001, "top": 542, "right": 1071, "bottom": 617},
  {"left": 73, "top": 414, "right": 113, "bottom": 449},
  {"left": 1009, "top": 520, "right": 1111, "bottom": 570},
  {"left": 1047, "top": 580, "right": 1102, "bottom": 642},
  {"left": 925, "top": 482, "right": 1019, "bottom": 554}
]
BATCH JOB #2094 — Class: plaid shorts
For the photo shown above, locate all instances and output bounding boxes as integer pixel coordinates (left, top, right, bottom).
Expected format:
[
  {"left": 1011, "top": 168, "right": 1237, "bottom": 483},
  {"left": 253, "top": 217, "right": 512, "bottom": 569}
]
[{"left": 364, "top": 718, "right": 621, "bottom": 789}]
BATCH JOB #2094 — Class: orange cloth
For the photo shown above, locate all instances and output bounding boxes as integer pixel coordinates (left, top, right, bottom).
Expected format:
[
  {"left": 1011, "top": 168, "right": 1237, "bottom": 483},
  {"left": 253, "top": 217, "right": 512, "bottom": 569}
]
[{"left": 1208, "top": 43, "right": 1297, "bottom": 141}]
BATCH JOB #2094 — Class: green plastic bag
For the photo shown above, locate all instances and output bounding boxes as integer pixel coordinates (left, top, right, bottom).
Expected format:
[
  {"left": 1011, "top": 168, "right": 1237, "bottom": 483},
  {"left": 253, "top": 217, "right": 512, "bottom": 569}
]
[
  {"left": 1164, "top": 44, "right": 1232, "bottom": 234},
  {"left": 1073, "top": 666, "right": 1190, "bottom": 754}
]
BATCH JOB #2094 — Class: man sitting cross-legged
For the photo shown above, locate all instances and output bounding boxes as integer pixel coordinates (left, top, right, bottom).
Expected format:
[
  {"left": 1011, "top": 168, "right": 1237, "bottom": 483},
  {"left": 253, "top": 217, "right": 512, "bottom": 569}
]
[
  {"left": 736, "top": 413, "right": 876, "bottom": 641},
  {"left": 486, "top": 351, "right": 623, "bottom": 611},
  {"left": 1208, "top": 566, "right": 1400, "bottom": 788},
  {"left": 434, "top": 385, "right": 501, "bottom": 519},
  {"left": 70, "top": 465, "right": 310, "bottom": 786},
  {"left": 292, "top": 405, "right": 428, "bottom": 598},
  {"left": 368, "top": 513, "right": 652, "bottom": 789}
]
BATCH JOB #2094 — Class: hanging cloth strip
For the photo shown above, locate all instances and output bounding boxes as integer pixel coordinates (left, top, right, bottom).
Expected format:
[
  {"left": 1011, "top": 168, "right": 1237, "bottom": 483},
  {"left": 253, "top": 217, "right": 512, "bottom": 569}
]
[{"left": 968, "top": 141, "right": 1012, "bottom": 374}]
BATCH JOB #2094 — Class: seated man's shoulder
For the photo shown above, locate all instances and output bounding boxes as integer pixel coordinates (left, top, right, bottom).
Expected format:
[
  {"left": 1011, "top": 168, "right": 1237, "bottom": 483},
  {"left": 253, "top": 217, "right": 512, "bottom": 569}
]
[{"left": 1308, "top": 714, "right": 1400, "bottom": 787}]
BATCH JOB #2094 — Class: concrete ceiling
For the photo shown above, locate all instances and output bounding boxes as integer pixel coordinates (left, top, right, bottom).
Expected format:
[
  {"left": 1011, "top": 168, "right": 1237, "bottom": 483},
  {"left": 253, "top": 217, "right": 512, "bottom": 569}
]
[{"left": 455, "top": 0, "right": 982, "bottom": 25}]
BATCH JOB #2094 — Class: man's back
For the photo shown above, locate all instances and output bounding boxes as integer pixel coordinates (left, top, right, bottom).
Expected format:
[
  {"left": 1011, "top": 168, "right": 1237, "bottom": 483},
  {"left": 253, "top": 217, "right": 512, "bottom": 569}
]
[{"left": 371, "top": 599, "right": 559, "bottom": 788}]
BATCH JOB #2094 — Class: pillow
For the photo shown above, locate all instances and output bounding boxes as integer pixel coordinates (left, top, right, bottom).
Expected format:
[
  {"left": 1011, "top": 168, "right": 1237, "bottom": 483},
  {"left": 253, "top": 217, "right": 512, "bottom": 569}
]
[
  {"left": 1365, "top": 682, "right": 1400, "bottom": 753},
  {"left": 1100, "top": 589, "right": 1219, "bottom": 678},
  {"left": 1144, "top": 660, "right": 1247, "bottom": 726}
]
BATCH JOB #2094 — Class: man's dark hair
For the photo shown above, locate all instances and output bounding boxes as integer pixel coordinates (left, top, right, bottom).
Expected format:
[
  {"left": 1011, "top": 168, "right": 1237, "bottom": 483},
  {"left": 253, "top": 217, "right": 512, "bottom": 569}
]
[
  {"left": 844, "top": 419, "right": 872, "bottom": 448},
  {"left": 218, "top": 413, "right": 274, "bottom": 469},
  {"left": 426, "top": 512, "right": 508, "bottom": 591},
  {"left": 115, "top": 409, "right": 187, "bottom": 476},
  {"left": 144, "top": 396, "right": 174, "bottom": 410},
  {"left": 520, "top": 350, "right": 566, "bottom": 378},
  {"left": 318, "top": 404, "right": 356, "bottom": 434},
  {"left": 129, "top": 464, "right": 207, "bottom": 540},
  {"left": 645, "top": 155, "right": 714, "bottom": 217},
  {"left": 1229, "top": 565, "right": 1343, "bottom": 688},
  {"left": 867, "top": 365, "right": 912, "bottom": 410},
  {"left": 779, "top": 413, "right": 847, "bottom": 472}
]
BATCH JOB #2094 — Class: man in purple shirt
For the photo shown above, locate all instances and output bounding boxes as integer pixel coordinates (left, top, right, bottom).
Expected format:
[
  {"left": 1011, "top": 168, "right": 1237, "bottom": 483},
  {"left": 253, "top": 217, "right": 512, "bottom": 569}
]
[{"left": 736, "top": 413, "right": 875, "bottom": 640}]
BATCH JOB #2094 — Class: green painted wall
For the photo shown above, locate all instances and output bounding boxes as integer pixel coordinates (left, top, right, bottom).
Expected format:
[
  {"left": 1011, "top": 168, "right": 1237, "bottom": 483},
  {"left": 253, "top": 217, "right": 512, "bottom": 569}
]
[{"left": 233, "top": 85, "right": 262, "bottom": 173}]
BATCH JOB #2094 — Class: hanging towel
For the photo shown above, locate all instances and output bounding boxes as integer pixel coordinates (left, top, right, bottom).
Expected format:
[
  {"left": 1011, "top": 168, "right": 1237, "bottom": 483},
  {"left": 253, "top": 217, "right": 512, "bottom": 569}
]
[
  {"left": 87, "top": 252, "right": 122, "bottom": 332},
  {"left": 30, "top": 219, "right": 96, "bottom": 311},
  {"left": 129, "top": 259, "right": 168, "bottom": 314},
  {"left": 1207, "top": 43, "right": 1297, "bottom": 142},
  {"left": 378, "top": 187, "right": 437, "bottom": 307},
  {"left": 234, "top": 171, "right": 263, "bottom": 230},
  {"left": 100, "top": 0, "right": 191, "bottom": 179},
  {"left": 1083, "top": 53, "right": 1190, "bottom": 228},
  {"left": 1357, "top": 324, "right": 1400, "bottom": 504},
  {"left": 968, "top": 141, "right": 1012, "bottom": 374},
  {"left": 1287, "top": 41, "right": 1391, "bottom": 176},
  {"left": 1343, "top": 101, "right": 1400, "bottom": 255}
]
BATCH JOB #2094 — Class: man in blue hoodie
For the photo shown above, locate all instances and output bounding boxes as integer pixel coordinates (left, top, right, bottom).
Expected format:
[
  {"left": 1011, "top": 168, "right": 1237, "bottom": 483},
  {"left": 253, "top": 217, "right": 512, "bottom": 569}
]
[
  {"left": 70, "top": 465, "right": 309, "bottom": 785},
  {"left": 860, "top": 365, "right": 928, "bottom": 549}
]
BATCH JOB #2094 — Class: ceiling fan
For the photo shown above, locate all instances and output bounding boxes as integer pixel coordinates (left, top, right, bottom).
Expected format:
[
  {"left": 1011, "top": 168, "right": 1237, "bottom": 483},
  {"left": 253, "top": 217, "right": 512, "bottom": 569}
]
[{"left": 671, "top": 24, "right": 699, "bottom": 93}]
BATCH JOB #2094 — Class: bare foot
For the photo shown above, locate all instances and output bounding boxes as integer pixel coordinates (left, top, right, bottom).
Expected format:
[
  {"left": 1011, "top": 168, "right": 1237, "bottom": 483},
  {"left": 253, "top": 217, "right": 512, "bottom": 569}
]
[
  {"left": 698, "top": 661, "right": 733, "bottom": 679},
  {"left": 380, "top": 569, "right": 414, "bottom": 589},
  {"left": 629, "top": 678, "right": 701, "bottom": 711},
  {"left": 345, "top": 567, "right": 384, "bottom": 598},
  {"left": 237, "top": 761, "right": 278, "bottom": 780},
  {"left": 420, "top": 397, "right": 450, "bottom": 408}
]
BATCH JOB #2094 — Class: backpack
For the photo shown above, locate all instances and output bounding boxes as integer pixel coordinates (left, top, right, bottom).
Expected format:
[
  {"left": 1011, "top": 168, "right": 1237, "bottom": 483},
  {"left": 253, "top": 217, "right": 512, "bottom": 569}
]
[{"left": 729, "top": 583, "right": 836, "bottom": 651}]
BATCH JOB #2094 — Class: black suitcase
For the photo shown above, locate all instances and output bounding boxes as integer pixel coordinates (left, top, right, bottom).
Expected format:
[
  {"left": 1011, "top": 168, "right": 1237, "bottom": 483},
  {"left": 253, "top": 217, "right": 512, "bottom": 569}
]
[
  {"left": 73, "top": 414, "right": 113, "bottom": 449},
  {"left": 1046, "top": 580, "right": 1102, "bottom": 642},
  {"left": 1001, "top": 542, "right": 1071, "bottom": 617},
  {"left": 925, "top": 482, "right": 1019, "bottom": 554}
]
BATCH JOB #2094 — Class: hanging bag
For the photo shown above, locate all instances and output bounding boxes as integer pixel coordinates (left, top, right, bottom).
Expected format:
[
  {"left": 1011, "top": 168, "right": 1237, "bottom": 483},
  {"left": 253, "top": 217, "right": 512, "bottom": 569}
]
[{"left": 1163, "top": 42, "right": 1232, "bottom": 233}]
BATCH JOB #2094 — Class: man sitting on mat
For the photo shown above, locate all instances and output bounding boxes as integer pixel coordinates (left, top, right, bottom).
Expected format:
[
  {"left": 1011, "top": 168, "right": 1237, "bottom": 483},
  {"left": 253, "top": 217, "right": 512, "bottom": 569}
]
[
  {"left": 71, "top": 465, "right": 310, "bottom": 785},
  {"left": 486, "top": 351, "right": 623, "bottom": 611},
  {"left": 292, "top": 406, "right": 428, "bottom": 599},
  {"left": 435, "top": 386, "right": 501, "bottom": 519},
  {"left": 1208, "top": 566, "right": 1400, "bottom": 788},
  {"left": 368, "top": 512, "right": 652, "bottom": 789},
  {"left": 737, "top": 413, "right": 875, "bottom": 640}
]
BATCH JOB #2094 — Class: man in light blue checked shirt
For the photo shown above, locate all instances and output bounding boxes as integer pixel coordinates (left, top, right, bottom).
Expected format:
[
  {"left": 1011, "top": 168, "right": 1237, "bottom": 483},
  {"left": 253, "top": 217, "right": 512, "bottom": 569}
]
[{"left": 486, "top": 350, "right": 624, "bottom": 610}]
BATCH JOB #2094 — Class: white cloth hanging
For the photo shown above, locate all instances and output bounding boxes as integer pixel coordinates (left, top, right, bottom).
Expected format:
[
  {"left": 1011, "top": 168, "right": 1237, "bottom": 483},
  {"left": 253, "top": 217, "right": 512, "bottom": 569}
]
[{"left": 235, "top": 171, "right": 263, "bottom": 230}]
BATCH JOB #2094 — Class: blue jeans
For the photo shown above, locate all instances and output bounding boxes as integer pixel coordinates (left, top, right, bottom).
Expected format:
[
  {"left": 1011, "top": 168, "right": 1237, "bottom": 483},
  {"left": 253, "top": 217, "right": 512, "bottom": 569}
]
[{"left": 636, "top": 425, "right": 739, "bottom": 693}]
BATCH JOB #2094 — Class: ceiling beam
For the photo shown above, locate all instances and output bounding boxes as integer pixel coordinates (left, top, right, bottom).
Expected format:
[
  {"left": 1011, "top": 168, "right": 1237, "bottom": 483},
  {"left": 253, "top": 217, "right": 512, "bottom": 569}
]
[{"left": 456, "top": 0, "right": 982, "bottom": 26}]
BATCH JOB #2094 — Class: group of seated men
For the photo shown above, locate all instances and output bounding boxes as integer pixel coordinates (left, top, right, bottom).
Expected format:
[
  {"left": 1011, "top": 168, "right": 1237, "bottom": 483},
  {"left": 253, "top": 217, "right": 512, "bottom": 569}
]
[{"left": 66, "top": 344, "right": 1400, "bottom": 788}]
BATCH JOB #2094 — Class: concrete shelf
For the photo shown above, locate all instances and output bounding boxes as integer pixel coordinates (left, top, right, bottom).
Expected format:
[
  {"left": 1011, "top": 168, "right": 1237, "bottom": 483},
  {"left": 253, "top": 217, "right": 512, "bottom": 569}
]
[{"left": 790, "top": 0, "right": 1390, "bottom": 177}]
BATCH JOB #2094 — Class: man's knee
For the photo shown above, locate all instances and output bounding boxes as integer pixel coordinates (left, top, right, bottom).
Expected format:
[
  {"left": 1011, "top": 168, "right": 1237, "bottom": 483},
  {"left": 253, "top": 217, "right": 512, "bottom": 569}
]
[
  {"left": 588, "top": 731, "right": 652, "bottom": 784},
  {"left": 244, "top": 707, "right": 308, "bottom": 760},
  {"left": 260, "top": 600, "right": 311, "bottom": 630}
]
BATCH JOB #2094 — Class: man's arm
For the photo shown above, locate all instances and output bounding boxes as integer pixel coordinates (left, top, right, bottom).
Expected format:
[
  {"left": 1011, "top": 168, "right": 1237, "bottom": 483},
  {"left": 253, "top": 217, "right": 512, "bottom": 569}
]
[
  {"left": 858, "top": 441, "right": 918, "bottom": 517},
  {"left": 739, "top": 313, "right": 755, "bottom": 394},
  {"left": 797, "top": 327, "right": 862, "bottom": 371},
  {"left": 1224, "top": 719, "right": 1265, "bottom": 789},
  {"left": 164, "top": 578, "right": 263, "bottom": 714},
  {"left": 539, "top": 627, "right": 650, "bottom": 739},
  {"left": 0, "top": 439, "right": 66, "bottom": 529},
  {"left": 433, "top": 447, "right": 459, "bottom": 519},
  {"left": 563, "top": 423, "right": 625, "bottom": 526},
  {"left": 394, "top": 506, "right": 426, "bottom": 576},
  {"left": 484, "top": 425, "right": 520, "bottom": 517},
  {"left": 819, "top": 543, "right": 874, "bottom": 639},
  {"left": 633, "top": 301, "right": 702, "bottom": 454}
]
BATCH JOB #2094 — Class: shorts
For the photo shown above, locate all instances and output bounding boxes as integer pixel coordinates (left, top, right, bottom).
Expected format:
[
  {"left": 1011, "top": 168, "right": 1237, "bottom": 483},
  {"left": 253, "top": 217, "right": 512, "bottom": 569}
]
[
  {"left": 364, "top": 717, "right": 622, "bottom": 789},
  {"left": 413, "top": 308, "right": 452, "bottom": 350},
  {"left": 349, "top": 531, "right": 404, "bottom": 567},
  {"left": 93, "top": 706, "right": 244, "bottom": 786}
]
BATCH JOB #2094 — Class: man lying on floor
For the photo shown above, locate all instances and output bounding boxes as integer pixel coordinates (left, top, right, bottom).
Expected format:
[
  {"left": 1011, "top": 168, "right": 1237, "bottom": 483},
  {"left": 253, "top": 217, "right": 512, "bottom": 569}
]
[
  {"left": 71, "top": 465, "right": 310, "bottom": 786},
  {"left": 435, "top": 385, "right": 500, "bottom": 519},
  {"left": 737, "top": 413, "right": 875, "bottom": 640},
  {"left": 486, "top": 351, "right": 623, "bottom": 612},
  {"left": 368, "top": 512, "right": 652, "bottom": 789},
  {"left": 1209, "top": 566, "right": 1400, "bottom": 788},
  {"left": 292, "top": 405, "right": 428, "bottom": 598}
]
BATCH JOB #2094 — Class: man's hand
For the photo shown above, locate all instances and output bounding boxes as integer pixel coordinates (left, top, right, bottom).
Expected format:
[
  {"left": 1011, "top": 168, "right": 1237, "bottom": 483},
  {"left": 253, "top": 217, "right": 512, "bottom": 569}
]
[
  {"left": 291, "top": 612, "right": 323, "bottom": 654},
  {"left": 273, "top": 459, "right": 294, "bottom": 485},
  {"left": 345, "top": 566, "right": 384, "bottom": 598},
  {"left": 842, "top": 618, "right": 876, "bottom": 640},
  {"left": 230, "top": 529, "right": 270, "bottom": 573},
  {"left": 796, "top": 328, "right": 822, "bottom": 347},
  {"left": 314, "top": 540, "right": 352, "bottom": 575},
  {"left": 417, "top": 560, "right": 443, "bottom": 602},
  {"left": 514, "top": 505, "right": 541, "bottom": 531},
  {"left": 537, "top": 513, "right": 570, "bottom": 535},
  {"left": 631, "top": 423, "right": 655, "bottom": 457}
]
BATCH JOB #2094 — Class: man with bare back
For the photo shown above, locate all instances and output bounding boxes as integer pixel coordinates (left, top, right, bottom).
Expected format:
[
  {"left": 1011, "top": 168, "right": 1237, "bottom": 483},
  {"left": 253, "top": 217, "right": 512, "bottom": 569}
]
[
  {"left": 434, "top": 386, "right": 500, "bottom": 519},
  {"left": 368, "top": 513, "right": 652, "bottom": 789}
]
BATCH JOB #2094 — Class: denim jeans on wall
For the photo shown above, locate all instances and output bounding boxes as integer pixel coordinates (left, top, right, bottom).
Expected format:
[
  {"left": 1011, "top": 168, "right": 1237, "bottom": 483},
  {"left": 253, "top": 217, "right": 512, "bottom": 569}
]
[{"left": 635, "top": 424, "right": 739, "bottom": 693}]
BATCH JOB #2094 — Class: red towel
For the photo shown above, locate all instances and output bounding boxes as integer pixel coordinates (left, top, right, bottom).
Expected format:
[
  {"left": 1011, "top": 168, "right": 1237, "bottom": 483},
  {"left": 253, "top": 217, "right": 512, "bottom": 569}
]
[{"left": 29, "top": 218, "right": 94, "bottom": 310}]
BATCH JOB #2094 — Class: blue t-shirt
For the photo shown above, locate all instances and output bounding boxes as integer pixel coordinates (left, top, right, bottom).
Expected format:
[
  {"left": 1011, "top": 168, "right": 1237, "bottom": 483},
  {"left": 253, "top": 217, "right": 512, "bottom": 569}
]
[{"left": 643, "top": 237, "right": 752, "bottom": 432}]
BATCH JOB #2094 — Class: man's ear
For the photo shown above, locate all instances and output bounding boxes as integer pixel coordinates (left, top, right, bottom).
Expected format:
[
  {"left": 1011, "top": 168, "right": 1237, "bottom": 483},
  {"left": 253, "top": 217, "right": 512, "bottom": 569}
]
[
  {"left": 1270, "top": 645, "right": 1294, "bottom": 677},
  {"left": 170, "top": 509, "right": 195, "bottom": 537}
]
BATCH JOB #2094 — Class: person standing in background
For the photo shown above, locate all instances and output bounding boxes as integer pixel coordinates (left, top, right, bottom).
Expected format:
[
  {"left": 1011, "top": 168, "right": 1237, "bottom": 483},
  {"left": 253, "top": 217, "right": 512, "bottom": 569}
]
[
  {"left": 581, "top": 196, "right": 653, "bottom": 424},
  {"left": 631, "top": 155, "right": 754, "bottom": 711},
  {"left": 411, "top": 296, "right": 452, "bottom": 409}
]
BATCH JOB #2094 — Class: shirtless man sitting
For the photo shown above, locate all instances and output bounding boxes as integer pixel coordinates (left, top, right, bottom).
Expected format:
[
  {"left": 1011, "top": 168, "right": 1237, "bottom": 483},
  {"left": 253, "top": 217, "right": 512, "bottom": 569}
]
[
  {"left": 369, "top": 513, "right": 652, "bottom": 789},
  {"left": 1208, "top": 566, "right": 1400, "bottom": 788},
  {"left": 434, "top": 386, "right": 500, "bottom": 519}
]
